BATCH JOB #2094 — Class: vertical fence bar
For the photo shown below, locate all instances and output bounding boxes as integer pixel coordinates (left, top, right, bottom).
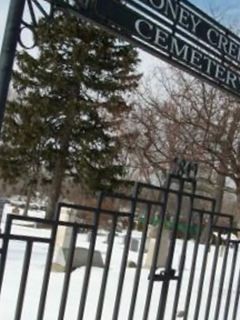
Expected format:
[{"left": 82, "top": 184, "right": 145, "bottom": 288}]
[
  {"left": 142, "top": 179, "right": 171, "bottom": 320},
  {"left": 156, "top": 177, "right": 185, "bottom": 320},
  {"left": 37, "top": 205, "right": 61, "bottom": 320},
  {"left": 111, "top": 183, "right": 139, "bottom": 320},
  {"left": 58, "top": 224, "right": 78, "bottom": 320},
  {"left": 203, "top": 232, "right": 221, "bottom": 320},
  {"left": 127, "top": 202, "right": 151, "bottom": 320},
  {"left": 95, "top": 213, "right": 118, "bottom": 320},
  {"left": 183, "top": 213, "right": 203, "bottom": 320},
  {"left": 223, "top": 241, "right": 238, "bottom": 320},
  {"left": 0, "top": 214, "right": 12, "bottom": 292},
  {"left": 77, "top": 192, "right": 104, "bottom": 320},
  {"left": 232, "top": 253, "right": 240, "bottom": 320},
  {"left": 14, "top": 241, "right": 33, "bottom": 320},
  {"left": 193, "top": 213, "right": 214, "bottom": 320},
  {"left": 0, "top": 0, "right": 26, "bottom": 131},
  {"left": 213, "top": 231, "right": 231, "bottom": 320},
  {"left": 171, "top": 180, "right": 196, "bottom": 320}
]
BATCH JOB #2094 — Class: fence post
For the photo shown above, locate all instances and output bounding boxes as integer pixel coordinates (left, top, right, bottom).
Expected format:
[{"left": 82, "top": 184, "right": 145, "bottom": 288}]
[{"left": 0, "top": 0, "right": 26, "bottom": 132}]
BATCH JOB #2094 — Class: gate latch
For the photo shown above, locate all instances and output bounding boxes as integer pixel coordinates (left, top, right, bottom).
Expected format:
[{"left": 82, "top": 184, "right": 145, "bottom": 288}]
[{"left": 149, "top": 269, "right": 179, "bottom": 281}]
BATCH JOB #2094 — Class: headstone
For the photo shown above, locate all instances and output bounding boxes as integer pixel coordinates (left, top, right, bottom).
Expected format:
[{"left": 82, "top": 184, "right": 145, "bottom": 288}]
[
  {"left": 147, "top": 225, "right": 159, "bottom": 238},
  {"left": 55, "top": 207, "right": 75, "bottom": 248},
  {"left": 144, "top": 228, "right": 170, "bottom": 268},
  {"left": 144, "top": 225, "right": 159, "bottom": 252},
  {"left": 130, "top": 238, "right": 139, "bottom": 252},
  {"left": 144, "top": 237, "right": 150, "bottom": 253},
  {"left": 52, "top": 247, "right": 104, "bottom": 272},
  {"left": 52, "top": 207, "right": 104, "bottom": 272},
  {"left": 86, "top": 231, "right": 92, "bottom": 242}
]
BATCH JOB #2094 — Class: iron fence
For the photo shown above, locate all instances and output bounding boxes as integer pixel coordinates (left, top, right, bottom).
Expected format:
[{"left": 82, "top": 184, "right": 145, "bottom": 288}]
[{"left": 0, "top": 164, "right": 239, "bottom": 319}]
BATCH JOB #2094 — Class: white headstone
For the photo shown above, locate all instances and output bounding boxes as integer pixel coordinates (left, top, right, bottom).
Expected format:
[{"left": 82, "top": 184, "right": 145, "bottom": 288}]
[
  {"left": 53, "top": 246, "right": 104, "bottom": 272},
  {"left": 86, "top": 231, "right": 92, "bottom": 242},
  {"left": 130, "top": 238, "right": 139, "bottom": 252},
  {"left": 55, "top": 207, "right": 75, "bottom": 248},
  {"left": 53, "top": 207, "right": 104, "bottom": 272},
  {"left": 144, "top": 225, "right": 159, "bottom": 253},
  {"left": 144, "top": 228, "right": 170, "bottom": 268}
]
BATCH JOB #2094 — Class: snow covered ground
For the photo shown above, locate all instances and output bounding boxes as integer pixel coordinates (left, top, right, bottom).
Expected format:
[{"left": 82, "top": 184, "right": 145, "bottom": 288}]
[{"left": 0, "top": 208, "right": 239, "bottom": 319}]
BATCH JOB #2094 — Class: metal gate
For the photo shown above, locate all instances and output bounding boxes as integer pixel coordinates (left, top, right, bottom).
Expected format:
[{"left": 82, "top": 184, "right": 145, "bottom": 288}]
[{"left": 0, "top": 160, "right": 239, "bottom": 319}]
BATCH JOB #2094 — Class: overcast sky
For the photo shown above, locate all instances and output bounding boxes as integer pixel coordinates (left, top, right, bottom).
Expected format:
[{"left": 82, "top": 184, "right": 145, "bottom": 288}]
[{"left": 1, "top": 0, "right": 240, "bottom": 74}]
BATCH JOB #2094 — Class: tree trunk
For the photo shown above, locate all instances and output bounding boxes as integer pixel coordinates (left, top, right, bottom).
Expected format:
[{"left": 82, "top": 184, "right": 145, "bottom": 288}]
[
  {"left": 214, "top": 172, "right": 225, "bottom": 214},
  {"left": 235, "top": 185, "right": 240, "bottom": 228},
  {"left": 45, "top": 99, "right": 74, "bottom": 220},
  {"left": 23, "top": 184, "right": 33, "bottom": 217},
  {"left": 45, "top": 154, "right": 66, "bottom": 220}
]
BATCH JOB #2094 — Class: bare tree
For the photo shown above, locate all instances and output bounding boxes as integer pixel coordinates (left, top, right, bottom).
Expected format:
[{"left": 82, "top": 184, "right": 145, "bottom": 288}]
[{"left": 124, "top": 68, "right": 240, "bottom": 223}]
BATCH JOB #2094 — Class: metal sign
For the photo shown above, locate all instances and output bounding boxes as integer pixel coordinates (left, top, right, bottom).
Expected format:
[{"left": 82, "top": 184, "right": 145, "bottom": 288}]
[
  {"left": 65, "top": 0, "right": 240, "bottom": 99},
  {"left": 132, "top": 0, "right": 240, "bottom": 66},
  {"left": 1, "top": 0, "right": 240, "bottom": 133}
]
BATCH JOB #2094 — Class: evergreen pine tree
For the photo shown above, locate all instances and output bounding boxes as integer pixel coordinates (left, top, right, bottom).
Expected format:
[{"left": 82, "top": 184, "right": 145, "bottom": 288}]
[{"left": 0, "top": 13, "right": 141, "bottom": 219}]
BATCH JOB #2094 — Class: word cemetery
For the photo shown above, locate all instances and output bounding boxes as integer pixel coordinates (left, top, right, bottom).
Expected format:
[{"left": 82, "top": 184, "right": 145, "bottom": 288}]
[
  {"left": 74, "top": 0, "right": 240, "bottom": 98},
  {"left": 135, "top": 18, "right": 240, "bottom": 93}
]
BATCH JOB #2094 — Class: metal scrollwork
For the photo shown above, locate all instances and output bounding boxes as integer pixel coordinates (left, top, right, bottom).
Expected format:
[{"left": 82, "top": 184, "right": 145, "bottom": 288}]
[
  {"left": 19, "top": 0, "right": 56, "bottom": 49},
  {"left": 18, "top": 0, "right": 94, "bottom": 49},
  {"left": 171, "top": 158, "right": 198, "bottom": 179}
]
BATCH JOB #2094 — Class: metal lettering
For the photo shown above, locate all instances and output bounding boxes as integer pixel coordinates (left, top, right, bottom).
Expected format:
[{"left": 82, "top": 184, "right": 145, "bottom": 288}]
[
  {"left": 215, "top": 64, "right": 226, "bottom": 82},
  {"left": 148, "top": 0, "right": 165, "bottom": 10},
  {"left": 178, "top": 7, "right": 190, "bottom": 30},
  {"left": 170, "top": 37, "right": 189, "bottom": 62},
  {"left": 190, "top": 49, "right": 202, "bottom": 69},
  {"left": 190, "top": 13, "right": 202, "bottom": 34},
  {"left": 154, "top": 27, "right": 169, "bottom": 49},
  {"left": 228, "top": 41, "right": 239, "bottom": 60},
  {"left": 122, "top": 0, "right": 240, "bottom": 68},
  {"left": 204, "top": 57, "right": 216, "bottom": 76},
  {"left": 135, "top": 19, "right": 153, "bottom": 40},
  {"left": 207, "top": 28, "right": 219, "bottom": 47},
  {"left": 218, "top": 34, "right": 229, "bottom": 56},
  {"left": 148, "top": 0, "right": 178, "bottom": 21},
  {"left": 92, "top": 0, "right": 240, "bottom": 98},
  {"left": 226, "top": 71, "right": 238, "bottom": 89}
]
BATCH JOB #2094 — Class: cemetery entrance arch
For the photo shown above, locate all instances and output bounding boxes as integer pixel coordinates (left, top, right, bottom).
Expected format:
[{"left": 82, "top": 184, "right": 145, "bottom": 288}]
[{"left": 1, "top": 1, "right": 240, "bottom": 319}]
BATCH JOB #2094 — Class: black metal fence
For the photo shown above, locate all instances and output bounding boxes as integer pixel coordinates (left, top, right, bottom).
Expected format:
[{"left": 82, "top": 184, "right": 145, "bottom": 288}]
[{"left": 0, "top": 162, "right": 240, "bottom": 319}]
